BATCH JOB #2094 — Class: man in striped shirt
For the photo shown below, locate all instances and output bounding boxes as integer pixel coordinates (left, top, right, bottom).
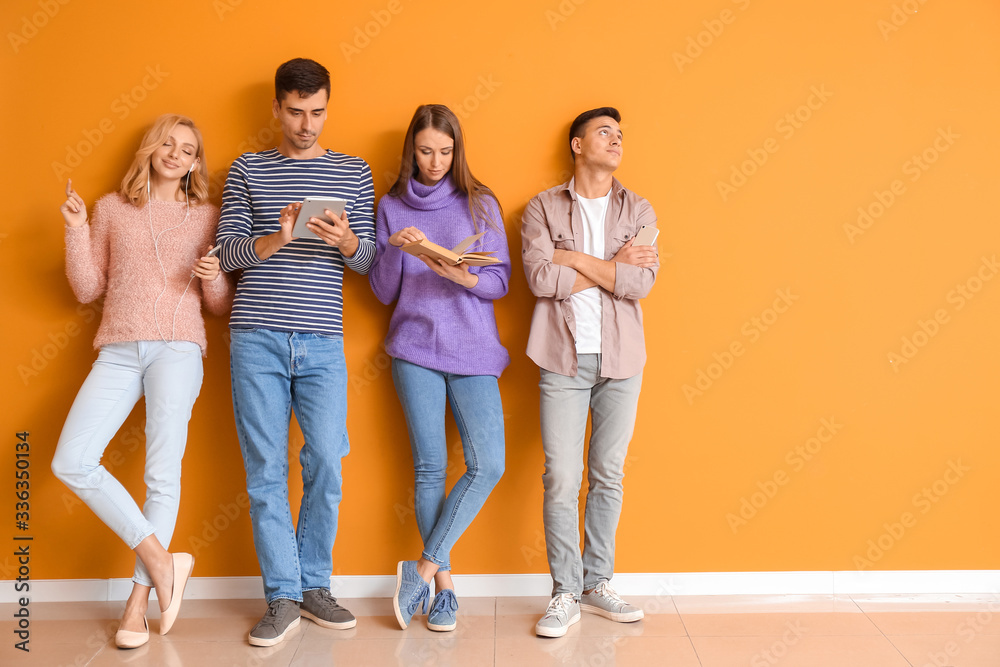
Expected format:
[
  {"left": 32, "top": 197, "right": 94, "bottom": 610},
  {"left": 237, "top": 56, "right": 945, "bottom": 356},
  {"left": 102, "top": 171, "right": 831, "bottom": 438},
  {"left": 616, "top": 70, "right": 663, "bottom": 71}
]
[{"left": 216, "top": 58, "right": 375, "bottom": 647}]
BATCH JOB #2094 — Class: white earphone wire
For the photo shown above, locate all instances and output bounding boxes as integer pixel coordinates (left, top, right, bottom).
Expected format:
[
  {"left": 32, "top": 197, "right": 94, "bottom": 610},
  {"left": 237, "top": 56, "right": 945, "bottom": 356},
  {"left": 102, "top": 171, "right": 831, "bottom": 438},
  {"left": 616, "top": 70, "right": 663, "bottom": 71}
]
[{"left": 149, "top": 170, "right": 195, "bottom": 352}]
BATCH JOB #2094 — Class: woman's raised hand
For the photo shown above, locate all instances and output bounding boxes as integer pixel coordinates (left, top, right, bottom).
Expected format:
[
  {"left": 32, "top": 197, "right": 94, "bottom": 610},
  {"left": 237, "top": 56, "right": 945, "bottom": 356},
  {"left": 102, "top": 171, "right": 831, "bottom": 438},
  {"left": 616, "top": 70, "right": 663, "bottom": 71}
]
[
  {"left": 389, "top": 226, "right": 425, "bottom": 247},
  {"left": 60, "top": 179, "right": 88, "bottom": 228}
]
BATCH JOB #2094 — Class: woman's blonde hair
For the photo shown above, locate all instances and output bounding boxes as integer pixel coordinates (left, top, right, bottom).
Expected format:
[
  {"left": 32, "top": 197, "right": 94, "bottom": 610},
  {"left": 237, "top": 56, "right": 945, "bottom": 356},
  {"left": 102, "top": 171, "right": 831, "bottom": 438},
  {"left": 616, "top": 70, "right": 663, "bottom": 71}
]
[{"left": 120, "top": 114, "right": 209, "bottom": 207}]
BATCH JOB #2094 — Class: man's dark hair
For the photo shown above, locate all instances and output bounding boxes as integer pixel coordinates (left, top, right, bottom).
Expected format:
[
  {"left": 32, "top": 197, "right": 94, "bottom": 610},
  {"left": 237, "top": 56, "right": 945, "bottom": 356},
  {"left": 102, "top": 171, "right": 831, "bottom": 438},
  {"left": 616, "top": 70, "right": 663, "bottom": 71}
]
[
  {"left": 568, "top": 107, "right": 621, "bottom": 159},
  {"left": 274, "top": 58, "right": 331, "bottom": 103}
]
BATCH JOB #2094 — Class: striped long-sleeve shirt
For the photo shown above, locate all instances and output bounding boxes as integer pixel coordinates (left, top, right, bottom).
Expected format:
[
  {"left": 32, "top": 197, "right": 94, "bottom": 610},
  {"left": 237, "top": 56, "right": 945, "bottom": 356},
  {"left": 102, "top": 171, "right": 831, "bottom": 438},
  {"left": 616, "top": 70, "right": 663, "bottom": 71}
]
[{"left": 216, "top": 148, "right": 376, "bottom": 336}]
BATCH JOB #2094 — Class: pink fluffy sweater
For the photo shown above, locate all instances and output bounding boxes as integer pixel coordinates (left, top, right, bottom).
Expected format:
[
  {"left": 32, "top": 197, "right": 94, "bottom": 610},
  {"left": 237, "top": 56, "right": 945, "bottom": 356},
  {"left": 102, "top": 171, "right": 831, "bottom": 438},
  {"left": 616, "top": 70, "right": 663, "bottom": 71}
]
[{"left": 64, "top": 193, "right": 232, "bottom": 354}]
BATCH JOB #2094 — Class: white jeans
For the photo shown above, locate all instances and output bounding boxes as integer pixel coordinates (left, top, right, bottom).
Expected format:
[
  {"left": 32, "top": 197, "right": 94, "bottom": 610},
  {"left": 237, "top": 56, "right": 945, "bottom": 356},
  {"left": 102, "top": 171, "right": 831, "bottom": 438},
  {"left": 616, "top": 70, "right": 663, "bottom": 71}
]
[{"left": 51, "top": 341, "right": 203, "bottom": 587}]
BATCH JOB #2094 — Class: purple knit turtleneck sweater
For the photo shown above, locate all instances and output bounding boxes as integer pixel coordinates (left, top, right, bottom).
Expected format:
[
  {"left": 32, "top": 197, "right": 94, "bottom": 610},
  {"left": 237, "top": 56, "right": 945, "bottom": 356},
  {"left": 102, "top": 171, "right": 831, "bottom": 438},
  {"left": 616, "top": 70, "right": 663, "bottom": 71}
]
[{"left": 369, "top": 175, "right": 510, "bottom": 377}]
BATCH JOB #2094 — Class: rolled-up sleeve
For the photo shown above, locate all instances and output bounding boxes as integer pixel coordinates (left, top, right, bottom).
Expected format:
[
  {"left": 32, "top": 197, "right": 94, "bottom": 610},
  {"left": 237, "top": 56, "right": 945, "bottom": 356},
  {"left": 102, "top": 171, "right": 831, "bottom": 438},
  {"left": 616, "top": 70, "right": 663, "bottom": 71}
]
[
  {"left": 520, "top": 196, "right": 577, "bottom": 301},
  {"left": 612, "top": 199, "right": 658, "bottom": 300}
]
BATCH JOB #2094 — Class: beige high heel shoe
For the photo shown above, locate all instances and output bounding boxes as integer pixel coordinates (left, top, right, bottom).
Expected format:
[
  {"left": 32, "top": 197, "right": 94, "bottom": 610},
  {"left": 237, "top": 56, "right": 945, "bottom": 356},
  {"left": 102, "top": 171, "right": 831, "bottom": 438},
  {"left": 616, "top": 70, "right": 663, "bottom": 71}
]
[
  {"left": 159, "top": 553, "right": 195, "bottom": 635},
  {"left": 115, "top": 616, "right": 149, "bottom": 649}
]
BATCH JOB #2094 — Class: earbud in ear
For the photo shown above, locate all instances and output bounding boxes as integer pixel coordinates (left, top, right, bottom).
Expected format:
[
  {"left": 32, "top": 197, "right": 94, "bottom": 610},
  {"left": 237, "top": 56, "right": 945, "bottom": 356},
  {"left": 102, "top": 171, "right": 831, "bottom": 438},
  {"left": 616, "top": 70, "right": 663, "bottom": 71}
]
[{"left": 189, "top": 162, "right": 197, "bottom": 173}]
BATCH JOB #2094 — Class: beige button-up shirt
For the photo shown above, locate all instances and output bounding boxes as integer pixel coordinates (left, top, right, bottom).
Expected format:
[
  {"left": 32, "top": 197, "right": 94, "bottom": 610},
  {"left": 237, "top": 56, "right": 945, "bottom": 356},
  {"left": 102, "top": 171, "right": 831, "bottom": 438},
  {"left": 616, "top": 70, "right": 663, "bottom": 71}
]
[{"left": 521, "top": 177, "right": 658, "bottom": 379}]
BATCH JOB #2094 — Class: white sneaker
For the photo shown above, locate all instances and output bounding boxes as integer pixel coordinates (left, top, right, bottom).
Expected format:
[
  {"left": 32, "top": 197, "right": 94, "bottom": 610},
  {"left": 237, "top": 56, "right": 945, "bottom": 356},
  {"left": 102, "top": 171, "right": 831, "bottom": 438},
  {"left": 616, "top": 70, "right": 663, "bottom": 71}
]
[
  {"left": 534, "top": 593, "right": 581, "bottom": 638},
  {"left": 580, "top": 582, "right": 644, "bottom": 622}
]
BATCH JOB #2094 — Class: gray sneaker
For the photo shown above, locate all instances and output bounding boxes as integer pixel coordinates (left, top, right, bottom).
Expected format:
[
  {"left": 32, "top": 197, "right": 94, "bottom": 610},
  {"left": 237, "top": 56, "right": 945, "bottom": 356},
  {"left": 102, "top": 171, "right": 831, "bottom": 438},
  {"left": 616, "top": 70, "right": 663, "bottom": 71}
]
[
  {"left": 249, "top": 598, "right": 300, "bottom": 647},
  {"left": 580, "top": 581, "right": 644, "bottom": 622},
  {"left": 535, "top": 593, "right": 581, "bottom": 638},
  {"left": 301, "top": 588, "right": 357, "bottom": 630}
]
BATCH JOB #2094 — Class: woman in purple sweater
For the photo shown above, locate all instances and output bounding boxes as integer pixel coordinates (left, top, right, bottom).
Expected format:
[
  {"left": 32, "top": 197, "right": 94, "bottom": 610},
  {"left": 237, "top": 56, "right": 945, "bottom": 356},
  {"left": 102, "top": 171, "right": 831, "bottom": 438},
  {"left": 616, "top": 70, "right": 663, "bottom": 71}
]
[{"left": 370, "top": 104, "right": 509, "bottom": 632}]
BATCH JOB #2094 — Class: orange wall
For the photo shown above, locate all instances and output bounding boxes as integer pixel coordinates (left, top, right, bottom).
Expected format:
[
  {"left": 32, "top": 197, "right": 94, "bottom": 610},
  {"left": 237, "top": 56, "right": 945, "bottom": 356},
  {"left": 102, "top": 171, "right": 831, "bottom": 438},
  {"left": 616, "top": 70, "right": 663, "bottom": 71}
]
[{"left": 2, "top": 0, "right": 998, "bottom": 581}]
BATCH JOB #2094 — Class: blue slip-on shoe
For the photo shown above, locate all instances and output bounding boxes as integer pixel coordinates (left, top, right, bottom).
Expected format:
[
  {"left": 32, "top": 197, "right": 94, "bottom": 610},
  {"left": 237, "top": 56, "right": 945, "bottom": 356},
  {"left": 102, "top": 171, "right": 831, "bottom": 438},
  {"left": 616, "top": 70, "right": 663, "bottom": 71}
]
[
  {"left": 392, "top": 560, "right": 429, "bottom": 629},
  {"left": 427, "top": 588, "right": 458, "bottom": 632}
]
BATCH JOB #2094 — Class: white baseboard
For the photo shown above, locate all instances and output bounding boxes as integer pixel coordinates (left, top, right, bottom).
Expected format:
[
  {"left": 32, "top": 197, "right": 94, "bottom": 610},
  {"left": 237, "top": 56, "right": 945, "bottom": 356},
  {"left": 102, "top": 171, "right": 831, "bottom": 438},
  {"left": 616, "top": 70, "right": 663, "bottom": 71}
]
[{"left": 6, "top": 571, "right": 999, "bottom": 603}]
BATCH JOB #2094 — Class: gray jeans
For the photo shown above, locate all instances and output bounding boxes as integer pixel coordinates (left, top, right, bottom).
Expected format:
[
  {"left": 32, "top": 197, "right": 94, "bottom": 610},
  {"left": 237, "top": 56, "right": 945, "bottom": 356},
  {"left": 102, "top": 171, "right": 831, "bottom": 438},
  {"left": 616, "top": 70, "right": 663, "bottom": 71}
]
[{"left": 539, "top": 354, "right": 642, "bottom": 597}]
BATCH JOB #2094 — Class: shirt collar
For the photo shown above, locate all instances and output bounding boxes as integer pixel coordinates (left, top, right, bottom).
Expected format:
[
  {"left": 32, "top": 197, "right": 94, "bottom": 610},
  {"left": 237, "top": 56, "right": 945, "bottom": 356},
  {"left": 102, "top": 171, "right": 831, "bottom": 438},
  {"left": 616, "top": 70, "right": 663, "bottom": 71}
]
[{"left": 562, "top": 176, "right": 626, "bottom": 202}]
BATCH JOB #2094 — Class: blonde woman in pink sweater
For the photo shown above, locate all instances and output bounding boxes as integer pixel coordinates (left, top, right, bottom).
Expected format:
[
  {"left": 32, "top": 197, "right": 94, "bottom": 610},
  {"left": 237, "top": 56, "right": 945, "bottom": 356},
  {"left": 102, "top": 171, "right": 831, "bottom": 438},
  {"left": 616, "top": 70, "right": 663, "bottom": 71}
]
[{"left": 51, "top": 114, "right": 231, "bottom": 649}]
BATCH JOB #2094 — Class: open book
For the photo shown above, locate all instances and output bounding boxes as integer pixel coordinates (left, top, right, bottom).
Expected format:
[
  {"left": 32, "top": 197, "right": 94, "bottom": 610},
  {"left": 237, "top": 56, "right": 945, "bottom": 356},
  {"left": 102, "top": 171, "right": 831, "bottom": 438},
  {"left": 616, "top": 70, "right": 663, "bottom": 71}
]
[{"left": 401, "top": 232, "right": 500, "bottom": 266}]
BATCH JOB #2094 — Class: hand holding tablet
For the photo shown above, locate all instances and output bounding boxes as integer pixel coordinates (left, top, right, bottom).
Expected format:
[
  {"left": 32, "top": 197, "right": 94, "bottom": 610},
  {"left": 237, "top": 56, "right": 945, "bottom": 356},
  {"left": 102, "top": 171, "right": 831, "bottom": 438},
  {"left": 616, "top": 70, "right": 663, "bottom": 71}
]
[{"left": 291, "top": 197, "right": 348, "bottom": 239}]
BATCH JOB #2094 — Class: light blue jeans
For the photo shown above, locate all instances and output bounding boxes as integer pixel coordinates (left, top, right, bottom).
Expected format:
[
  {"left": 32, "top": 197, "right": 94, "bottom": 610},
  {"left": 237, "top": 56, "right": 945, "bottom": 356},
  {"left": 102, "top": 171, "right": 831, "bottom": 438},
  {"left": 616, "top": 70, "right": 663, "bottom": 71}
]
[
  {"left": 229, "top": 328, "right": 350, "bottom": 603},
  {"left": 539, "top": 354, "right": 642, "bottom": 597},
  {"left": 391, "top": 358, "right": 505, "bottom": 571},
  {"left": 51, "top": 341, "right": 203, "bottom": 587}
]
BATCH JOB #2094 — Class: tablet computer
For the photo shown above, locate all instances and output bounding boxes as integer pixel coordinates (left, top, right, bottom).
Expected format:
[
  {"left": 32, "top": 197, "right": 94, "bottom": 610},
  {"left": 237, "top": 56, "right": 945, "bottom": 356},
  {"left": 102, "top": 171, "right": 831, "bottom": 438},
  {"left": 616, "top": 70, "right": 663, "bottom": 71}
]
[{"left": 291, "top": 197, "right": 347, "bottom": 239}]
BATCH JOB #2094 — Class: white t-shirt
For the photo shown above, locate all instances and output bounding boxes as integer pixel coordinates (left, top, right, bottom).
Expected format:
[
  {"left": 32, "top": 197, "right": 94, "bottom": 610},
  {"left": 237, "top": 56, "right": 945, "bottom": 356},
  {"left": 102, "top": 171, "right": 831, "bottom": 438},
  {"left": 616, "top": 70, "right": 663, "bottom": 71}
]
[{"left": 570, "top": 190, "right": 611, "bottom": 354}]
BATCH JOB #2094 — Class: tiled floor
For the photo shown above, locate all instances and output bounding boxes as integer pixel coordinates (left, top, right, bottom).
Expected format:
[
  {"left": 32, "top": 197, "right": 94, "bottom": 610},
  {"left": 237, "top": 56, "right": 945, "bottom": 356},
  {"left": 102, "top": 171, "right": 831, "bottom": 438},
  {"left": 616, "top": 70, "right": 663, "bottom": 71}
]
[{"left": 2, "top": 594, "right": 998, "bottom": 666}]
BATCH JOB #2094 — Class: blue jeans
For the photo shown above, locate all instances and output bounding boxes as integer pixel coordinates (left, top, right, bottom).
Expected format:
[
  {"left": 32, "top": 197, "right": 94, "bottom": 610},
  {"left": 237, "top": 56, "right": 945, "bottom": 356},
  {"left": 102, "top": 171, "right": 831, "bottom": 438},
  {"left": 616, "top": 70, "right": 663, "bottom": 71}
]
[
  {"left": 51, "top": 341, "right": 203, "bottom": 587},
  {"left": 229, "top": 328, "right": 350, "bottom": 603},
  {"left": 391, "top": 358, "right": 505, "bottom": 571},
  {"left": 539, "top": 354, "right": 642, "bottom": 597}
]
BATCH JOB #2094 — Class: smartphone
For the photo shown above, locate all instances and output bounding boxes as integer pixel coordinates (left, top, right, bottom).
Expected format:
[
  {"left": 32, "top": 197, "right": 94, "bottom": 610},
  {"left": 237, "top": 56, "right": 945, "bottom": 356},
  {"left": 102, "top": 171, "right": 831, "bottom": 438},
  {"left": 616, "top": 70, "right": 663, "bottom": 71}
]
[
  {"left": 291, "top": 197, "right": 348, "bottom": 239},
  {"left": 192, "top": 245, "right": 221, "bottom": 277},
  {"left": 633, "top": 225, "right": 659, "bottom": 246}
]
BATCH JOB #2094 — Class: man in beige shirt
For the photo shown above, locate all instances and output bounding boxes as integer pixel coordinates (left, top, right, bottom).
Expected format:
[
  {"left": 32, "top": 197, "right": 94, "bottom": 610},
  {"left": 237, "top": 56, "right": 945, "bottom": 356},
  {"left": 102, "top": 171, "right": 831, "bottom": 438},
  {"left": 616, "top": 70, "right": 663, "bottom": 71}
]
[{"left": 521, "top": 107, "right": 659, "bottom": 638}]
